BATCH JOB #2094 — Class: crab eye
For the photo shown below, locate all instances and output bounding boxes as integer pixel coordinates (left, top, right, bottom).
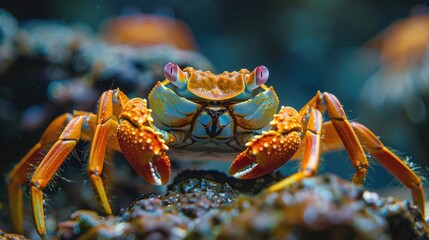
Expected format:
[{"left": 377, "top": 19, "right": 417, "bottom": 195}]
[
  {"left": 255, "top": 66, "right": 269, "bottom": 86},
  {"left": 245, "top": 65, "right": 269, "bottom": 91},
  {"left": 164, "top": 62, "right": 188, "bottom": 89},
  {"left": 164, "top": 62, "right": 178, "bottom": 82}
]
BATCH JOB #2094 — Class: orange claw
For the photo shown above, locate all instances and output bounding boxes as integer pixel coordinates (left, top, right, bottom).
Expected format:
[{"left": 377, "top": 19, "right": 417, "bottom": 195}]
[
  {"left": 117, "top": 98, "right": 170, "bottom": 185},
  {"left": 229, "top": 106, "right": 303, "bottom": 179}
]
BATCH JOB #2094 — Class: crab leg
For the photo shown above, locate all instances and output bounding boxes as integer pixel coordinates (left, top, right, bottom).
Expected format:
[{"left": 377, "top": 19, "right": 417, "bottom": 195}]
[
  {"left": 314, "top": 120, "right": 425, "bottom": 216},
  {"left": 299, "top": 92, "right": 370, "bottom": 184},
  {"left": 287, "top": 119, "right": 426, "bottom": 216},
  {"left": 7, "top": 113, "right": 71, "bottom": 234},
  {"left": 87, "top": 89, "right": 127, "bottom": 215},
  {"left": 351, "top": 122, "right": 425, "bottom": 215},
  {"left": 299, "top": 91, "right": 425, "bottom": 216},
  {"left": 268, "top": 108, "right": 323, "bottom": 192},
  {"left": 29, "top": 115, "right": 87, "bottom": 236},
  {"left": 323, "top": 93, "right": 370, "bottom": 184},
  {"left": 298, "top": 91, "right": 326, "bottom": 116}
]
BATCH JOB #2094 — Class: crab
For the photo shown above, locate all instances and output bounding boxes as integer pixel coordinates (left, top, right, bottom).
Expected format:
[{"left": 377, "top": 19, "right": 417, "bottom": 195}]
[{"left": 7, "top": 63, "right": 425, "bottom": 237}]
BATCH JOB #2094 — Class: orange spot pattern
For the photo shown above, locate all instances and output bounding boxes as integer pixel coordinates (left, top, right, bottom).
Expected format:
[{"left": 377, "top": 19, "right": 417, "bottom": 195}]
[
  {"left": 247, "top": 131, "right": 301, "bottom": 169},
  {"left": 117, "top": 98, "right": 169, "bottom": 184},
  {"left": 232, "top": 106, "right": 303, "bottom": 177},
  {"left": 270, "top": 106, "right": 302, "bottom": 133}
]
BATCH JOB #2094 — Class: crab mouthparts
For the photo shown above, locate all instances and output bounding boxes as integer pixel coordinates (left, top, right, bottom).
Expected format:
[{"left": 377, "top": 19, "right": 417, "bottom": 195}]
[{"left": 232, "top": 162, "right": 259, "bottom": 178}]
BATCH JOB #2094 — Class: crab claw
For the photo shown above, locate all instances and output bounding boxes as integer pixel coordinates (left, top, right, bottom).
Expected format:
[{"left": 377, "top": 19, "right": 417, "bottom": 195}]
[
  {"left": 131, "top": 153, "right": 171, "bottom": 185},
  {"left": 229, "top": 131, "right": 301, "bottom": 179},
  {"left": 118, "top": 98, "right": 171, "bottom": 185},
  {"left": 229, "top": 106, "right": 303, "bottom": 179}
]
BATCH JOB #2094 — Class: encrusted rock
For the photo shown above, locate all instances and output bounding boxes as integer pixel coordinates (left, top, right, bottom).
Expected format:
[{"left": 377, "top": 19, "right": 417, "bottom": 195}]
[
  {"left": 190, "top": 174, "right": 427, "bottom": 240},
  {"left": 0, "top": 228, "right": 28, "bottom": 240},
  {"left": 57, "top": 171, "right": 428, "bottom": 240}
]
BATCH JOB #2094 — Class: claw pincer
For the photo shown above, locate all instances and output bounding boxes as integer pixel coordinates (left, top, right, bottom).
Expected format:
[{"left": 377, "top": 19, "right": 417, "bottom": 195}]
[
  {"left": 117, "top": 98, "right": 170, "bottom": 185},
  {"left": 229, "top": 107, "right": 302, "bottom": 179}
]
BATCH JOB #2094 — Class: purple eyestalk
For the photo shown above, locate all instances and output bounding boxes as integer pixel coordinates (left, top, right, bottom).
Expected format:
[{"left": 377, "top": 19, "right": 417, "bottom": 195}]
[
  {"left": 164, "top": 62, "right": 178, "bottom": 82},
  {"left": 255, "top": 66, "right": 269, "bottom": 86},
  {"left": 245, "top": 65, "right": 269, "bottom": 91},
  {"left": 163, "top": 62, "right": 188, "bottom": 89}
]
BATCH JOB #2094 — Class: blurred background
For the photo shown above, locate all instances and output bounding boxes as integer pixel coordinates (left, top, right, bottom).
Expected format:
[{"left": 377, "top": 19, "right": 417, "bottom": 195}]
[{"left": 1, "top": 0, "right": 429, "bottom": 235}]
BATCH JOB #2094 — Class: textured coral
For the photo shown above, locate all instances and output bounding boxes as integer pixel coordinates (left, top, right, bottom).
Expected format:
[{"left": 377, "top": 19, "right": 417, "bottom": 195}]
[
  {"left": 0, "top": 228, "right": 28, "bottom": 240},
  {"left": 192, "top": 174, "right": 427, "bottom": 240},
  {"left": 56, "top": 170, "right": 282, "bottom": 239},
  {"left": 56, "top": 171, "right": 428, "bottom": 240}
]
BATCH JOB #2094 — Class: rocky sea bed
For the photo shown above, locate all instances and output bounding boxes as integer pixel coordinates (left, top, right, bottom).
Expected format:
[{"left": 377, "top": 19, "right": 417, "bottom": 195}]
[{"left": 3, "top": 171, "right": 423, "bottom": 240}]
